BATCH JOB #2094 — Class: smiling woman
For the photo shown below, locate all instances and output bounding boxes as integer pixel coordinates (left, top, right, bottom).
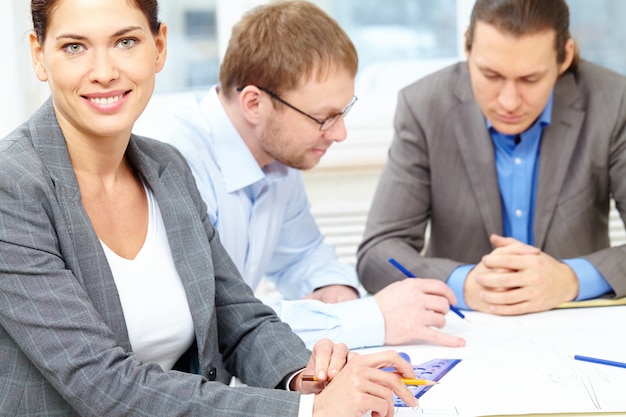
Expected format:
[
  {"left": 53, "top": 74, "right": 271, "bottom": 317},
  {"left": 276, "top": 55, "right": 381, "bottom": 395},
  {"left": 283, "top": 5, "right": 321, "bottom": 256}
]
[
  {"left": 30, "top": 0, "right": 166, "bottom": 153},
  {"left": 28, "top": 0, "right": 168, "bottom": 259}
]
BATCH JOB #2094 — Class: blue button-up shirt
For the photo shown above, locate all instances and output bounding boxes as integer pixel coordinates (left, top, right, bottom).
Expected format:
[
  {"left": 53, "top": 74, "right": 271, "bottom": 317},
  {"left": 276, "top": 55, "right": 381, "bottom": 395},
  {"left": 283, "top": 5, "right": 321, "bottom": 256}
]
[{"left": 448, "top": 93, "right": 611, "bottom": 309}]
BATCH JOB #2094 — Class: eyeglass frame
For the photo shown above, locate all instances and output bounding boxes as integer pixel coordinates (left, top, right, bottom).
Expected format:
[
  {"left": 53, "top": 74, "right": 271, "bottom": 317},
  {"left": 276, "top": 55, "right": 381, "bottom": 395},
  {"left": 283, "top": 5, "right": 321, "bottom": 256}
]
[{"left": 236, "top": 85, "right": 358, "bottom": 131}]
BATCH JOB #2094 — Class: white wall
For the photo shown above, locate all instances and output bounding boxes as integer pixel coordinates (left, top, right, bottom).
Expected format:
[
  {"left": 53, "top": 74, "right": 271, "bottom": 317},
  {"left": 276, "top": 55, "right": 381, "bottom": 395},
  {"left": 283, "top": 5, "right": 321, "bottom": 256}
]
[
  {"left": 1, "top": 0, "right": 27, "bottom": 137},
  {"left": 1, "top": 0, "right": 48, "bottom": 138}
]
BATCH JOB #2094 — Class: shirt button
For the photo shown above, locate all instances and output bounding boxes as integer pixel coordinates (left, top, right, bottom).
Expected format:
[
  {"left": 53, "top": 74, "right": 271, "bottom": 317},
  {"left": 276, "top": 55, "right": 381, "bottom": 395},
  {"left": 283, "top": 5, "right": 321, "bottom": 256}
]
[
  {"left": 514, "top": 157, "right": 522, "bottom": 165},
  {"left": 515, "top": 209, "right": 523, "bottom": 218},
  {"left": 208, "top": 367, "right": 217, "bottom": 381}
]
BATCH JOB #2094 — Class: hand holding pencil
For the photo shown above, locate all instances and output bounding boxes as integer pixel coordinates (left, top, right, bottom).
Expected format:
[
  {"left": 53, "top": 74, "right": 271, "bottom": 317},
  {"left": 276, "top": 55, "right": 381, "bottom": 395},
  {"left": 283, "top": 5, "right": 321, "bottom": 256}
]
[
  {"left": 302, "top": 373, "right": 437, "bottom": 386},
  {"left": 367, "top": 259, "right": 466, "bottom": 347},
  {"left": 294, "top": 342, "right": 419, "bottom": 415},
  {"left": 388, "top": 258, "right": 469, "bottom": 321}
]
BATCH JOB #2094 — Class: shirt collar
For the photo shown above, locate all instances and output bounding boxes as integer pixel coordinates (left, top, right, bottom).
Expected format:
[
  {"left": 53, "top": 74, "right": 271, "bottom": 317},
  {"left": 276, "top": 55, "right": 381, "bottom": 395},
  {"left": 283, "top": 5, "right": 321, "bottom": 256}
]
[{"left": 200, "top": 86, "right": 288, "bottom": 193}]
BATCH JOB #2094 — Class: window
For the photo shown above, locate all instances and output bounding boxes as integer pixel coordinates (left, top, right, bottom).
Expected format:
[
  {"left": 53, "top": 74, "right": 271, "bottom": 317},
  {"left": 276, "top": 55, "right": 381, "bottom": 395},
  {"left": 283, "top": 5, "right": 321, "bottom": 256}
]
[
  {"left": 153, "top": 0, "right": 626, "bottom": 92},
  {"left": 153, "top": 0, "right": 467, "bottom": 95},
  {"left": 322, "top": 0, "right": 459, "bottom": 68},
  {"left": 6, "top": 0, "right": 626, "bottom": 139},
  {"left": 568, "top": 0, "right": 626, "bottom": 75},
  {"left": 155, "top": 0, "right": 218, "bottom": 91}
]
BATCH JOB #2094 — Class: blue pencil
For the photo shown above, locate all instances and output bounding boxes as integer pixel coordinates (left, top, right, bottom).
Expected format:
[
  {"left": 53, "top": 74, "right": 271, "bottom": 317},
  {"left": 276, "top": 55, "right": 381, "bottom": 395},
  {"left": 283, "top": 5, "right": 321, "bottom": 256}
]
[
  {"left": 388, "top": 258, "right": 468, "bottom": 321},
  {"left": 573, "top": 355, "right": 626, "bottom": 369}
]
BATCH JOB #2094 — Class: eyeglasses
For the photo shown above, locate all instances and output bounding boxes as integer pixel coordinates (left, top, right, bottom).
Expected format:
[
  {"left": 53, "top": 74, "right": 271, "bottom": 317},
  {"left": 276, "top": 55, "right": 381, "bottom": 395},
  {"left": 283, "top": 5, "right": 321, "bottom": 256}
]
[{"left": 236, "top": 86, "right": 357, "bottom": 131}]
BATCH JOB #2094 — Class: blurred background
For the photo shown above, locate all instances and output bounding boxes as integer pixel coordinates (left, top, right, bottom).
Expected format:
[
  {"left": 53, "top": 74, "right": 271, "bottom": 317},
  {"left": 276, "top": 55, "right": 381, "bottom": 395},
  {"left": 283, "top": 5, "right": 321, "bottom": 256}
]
[{"left": 3, "top": 0, "right": 626, "bottom": 138}]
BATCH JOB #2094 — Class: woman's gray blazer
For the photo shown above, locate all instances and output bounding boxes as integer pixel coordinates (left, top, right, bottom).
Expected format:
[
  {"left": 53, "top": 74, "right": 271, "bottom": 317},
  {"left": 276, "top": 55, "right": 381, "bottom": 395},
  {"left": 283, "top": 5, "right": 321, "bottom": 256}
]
[{"left": 0, "top": 98, "right": 311, "bottom": 416}]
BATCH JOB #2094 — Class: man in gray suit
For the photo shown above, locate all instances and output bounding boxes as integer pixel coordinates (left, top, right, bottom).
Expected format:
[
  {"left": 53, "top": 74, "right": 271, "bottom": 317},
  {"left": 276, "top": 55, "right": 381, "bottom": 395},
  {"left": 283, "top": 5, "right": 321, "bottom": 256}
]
[{"left": 358, "top": 0, "right": 626, "bottom": 316}]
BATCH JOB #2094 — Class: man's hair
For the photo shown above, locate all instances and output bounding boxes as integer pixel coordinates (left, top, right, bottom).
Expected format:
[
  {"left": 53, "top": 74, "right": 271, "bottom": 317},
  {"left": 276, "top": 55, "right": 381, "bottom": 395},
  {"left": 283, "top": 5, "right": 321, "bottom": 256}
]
[
  {"left": 219, "top": 0, "right": 358, "bottom": 98},
  {"left": 465, "top": 0, "right": 579, "bottom": 72}
]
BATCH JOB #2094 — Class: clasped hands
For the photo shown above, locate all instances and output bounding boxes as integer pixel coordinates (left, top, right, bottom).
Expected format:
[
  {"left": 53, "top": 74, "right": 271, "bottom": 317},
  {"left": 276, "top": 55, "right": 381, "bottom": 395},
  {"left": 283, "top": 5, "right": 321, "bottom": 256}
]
[
  {"left": 464, "top": 234, "right": 579, "bottom": 315},
  {"left": 292, "top": 339, "right": 418, "bottom": 417}
]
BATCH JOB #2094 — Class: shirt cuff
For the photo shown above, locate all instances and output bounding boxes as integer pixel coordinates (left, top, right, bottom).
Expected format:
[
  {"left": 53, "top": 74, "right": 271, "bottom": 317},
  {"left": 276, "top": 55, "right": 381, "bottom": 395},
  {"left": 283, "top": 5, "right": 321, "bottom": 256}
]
[
  {"left": 284, "top": 371, "right": 316, "bottom": 417},
  {"left": 331, "top": 296, "right": 385, "bottom": 348},
  {"left": 284, "top": 369, "right": 304, "bottom": 390},
  {"left": 447, "top": 264, "right": 474, "bottom": 310},
  {"left": 298, "top": 394, "right": 315, "bottom": 417},
  {"left": 562, "top": 258, "right": 612, "bottom": 300},
  {"left": 270, "top": 296, "right": 384, "bottom": 350}
]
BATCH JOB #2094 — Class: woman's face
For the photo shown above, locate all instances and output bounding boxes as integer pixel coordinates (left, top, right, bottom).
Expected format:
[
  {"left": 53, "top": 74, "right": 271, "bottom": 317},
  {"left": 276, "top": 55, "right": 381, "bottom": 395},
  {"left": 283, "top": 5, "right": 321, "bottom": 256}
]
[{"left": 30, "top": 0, "right": 167, "bottom": 141}]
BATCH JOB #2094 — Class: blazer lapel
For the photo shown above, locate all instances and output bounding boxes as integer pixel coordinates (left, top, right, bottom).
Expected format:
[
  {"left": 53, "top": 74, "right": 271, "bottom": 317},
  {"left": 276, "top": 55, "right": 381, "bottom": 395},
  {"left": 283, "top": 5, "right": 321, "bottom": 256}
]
[
  {"left": 29, "top": 98, "right": 133, "bottom": 351},
  {"left": 452, "top": 65, "right": 504, "bottom": 238},
  {"left": 127, "top": 139, "right": 214, "bottom": 367},
  {"left": 534, "top": 72, "right": 585, "bottom": 248}
]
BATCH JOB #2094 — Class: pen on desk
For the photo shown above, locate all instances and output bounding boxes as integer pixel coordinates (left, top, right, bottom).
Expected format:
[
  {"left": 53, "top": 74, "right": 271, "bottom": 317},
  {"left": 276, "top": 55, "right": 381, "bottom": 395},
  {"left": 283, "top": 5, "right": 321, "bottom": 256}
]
[
  {"left": 301, "top": 374, "right": 438, "bottom": 386},
  {"left": 388, "top": 257, "right": 468, "bottom": 321},
  {"left": 573, "top": 355, "right": 626, "bottom": 369}
]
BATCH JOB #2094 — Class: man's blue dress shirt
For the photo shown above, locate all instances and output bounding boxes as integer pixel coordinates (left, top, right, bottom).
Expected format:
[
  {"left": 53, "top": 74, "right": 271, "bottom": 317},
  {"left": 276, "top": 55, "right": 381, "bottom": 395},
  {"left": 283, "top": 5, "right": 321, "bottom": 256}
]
[{"left": 448, "top": 93, "right": 611, "bottom": 309}]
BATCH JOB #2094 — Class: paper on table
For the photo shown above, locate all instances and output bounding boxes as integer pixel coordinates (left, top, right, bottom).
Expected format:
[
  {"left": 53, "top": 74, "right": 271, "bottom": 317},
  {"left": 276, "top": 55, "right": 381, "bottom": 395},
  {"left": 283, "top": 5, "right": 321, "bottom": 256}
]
[
  {"left": 556, "top": 295, "right": 626, "bottom": 309},
  {"left": 359, "top": 307, "right": 626, "bottom": 417}
]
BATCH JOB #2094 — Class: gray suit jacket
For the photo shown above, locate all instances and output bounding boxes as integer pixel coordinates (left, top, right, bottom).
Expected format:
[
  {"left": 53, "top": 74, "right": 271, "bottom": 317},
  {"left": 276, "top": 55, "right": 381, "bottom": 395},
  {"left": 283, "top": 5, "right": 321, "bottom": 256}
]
[
  {"left": 0, "top": 99, "right": 310, "bottom": 416},
  {"left": 358, "top": 60, "right": 626, "bottom": 298}
]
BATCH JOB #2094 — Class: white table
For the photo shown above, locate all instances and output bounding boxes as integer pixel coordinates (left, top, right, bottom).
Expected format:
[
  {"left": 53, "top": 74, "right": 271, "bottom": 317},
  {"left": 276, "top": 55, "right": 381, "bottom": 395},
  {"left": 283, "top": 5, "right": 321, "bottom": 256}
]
[{"left": 356, "top": 305, "right": 626, "bottom": 417}]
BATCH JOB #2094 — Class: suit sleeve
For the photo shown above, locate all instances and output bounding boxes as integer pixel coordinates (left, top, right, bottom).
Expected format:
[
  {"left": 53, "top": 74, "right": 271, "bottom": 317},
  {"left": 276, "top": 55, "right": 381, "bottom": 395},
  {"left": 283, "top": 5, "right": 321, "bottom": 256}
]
[
  {"left": 581, "top": 69, "right": 626, "bottom": 298},
  {"left": 357, "top": 86, "right": 463, "bottom": 293}
]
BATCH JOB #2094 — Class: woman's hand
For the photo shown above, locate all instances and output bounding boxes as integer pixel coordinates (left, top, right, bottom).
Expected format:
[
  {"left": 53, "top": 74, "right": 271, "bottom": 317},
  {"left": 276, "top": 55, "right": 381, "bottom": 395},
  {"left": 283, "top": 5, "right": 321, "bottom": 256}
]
[{"left": 293, "top": 341, "right": 418, "bottom": 417}]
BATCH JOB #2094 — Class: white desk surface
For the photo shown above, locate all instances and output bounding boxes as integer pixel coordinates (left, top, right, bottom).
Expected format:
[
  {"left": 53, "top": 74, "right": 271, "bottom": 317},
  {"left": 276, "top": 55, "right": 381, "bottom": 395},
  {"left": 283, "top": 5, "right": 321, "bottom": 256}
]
[{"left": 356, "top": 305, "right": 626, "bottom": 417}]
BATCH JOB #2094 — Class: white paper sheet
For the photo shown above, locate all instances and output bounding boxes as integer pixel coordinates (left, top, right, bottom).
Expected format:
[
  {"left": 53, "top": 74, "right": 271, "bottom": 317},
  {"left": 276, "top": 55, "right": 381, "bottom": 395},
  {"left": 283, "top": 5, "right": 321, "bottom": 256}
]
[{"left": 357, "top": 305, "right": 626, "bottom": 416}]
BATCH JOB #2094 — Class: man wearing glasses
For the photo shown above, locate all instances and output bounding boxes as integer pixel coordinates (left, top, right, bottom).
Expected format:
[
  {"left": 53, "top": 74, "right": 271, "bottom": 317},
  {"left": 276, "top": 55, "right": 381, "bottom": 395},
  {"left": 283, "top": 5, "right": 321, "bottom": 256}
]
[{"left": 143, "top": 1, "right": 465, "bottom": 350}]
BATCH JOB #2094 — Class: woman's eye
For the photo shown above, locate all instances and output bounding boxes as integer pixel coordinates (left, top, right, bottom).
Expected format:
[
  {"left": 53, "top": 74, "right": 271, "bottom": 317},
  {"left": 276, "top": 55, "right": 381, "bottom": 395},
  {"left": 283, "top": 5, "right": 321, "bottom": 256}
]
[
  {"left": 64, "top": 43, "right": 85, "bottom": 54},
  {"left": 117, "top": 38, "right": 137, "bottom": 49}
]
